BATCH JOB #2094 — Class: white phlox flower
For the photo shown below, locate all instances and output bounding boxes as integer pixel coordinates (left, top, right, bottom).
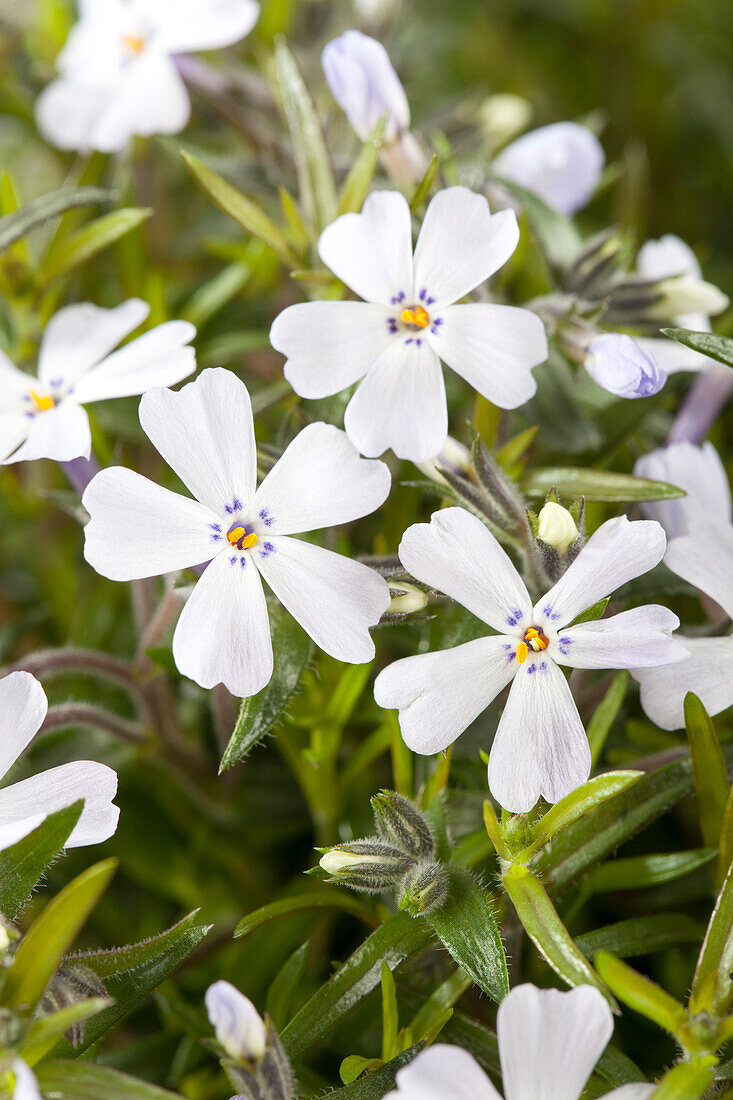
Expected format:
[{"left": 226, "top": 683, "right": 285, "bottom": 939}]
[
  {"left": 492, "top": 121, "right": 605, "bottom": 216},
  {"left": 0, "top": 299, "right": 196, "bottom": 465},
  {"left": 11, "top": 1059, "right": 42, "bottom": 1100},
  {"left": 270, "top": 186, "right": 548, "bottom": 463},
  {"left": 322, "top": 30, "right": 410, "bottom": 144},
  {"left": 585, "top": 333, "right": 664, "bottom": 400},
  {"left": 634, "top": 440, "right": 731, "bottom": 540},
  {"left": 374, "top": 507, "right": 685, "bottom": 812},
  {"left": 205, "top": 981, "right": 267, "bottom": 1062},
  {"left": 635, "top": 234, "right": 729, "bottom": 377},
  {"left": 35, "top": 0, "right": 260, "bottom": 153},
  {"left": 82, "top": 368, "right": 392, "bottom": 698},
  {"left": 385, "top": 983, "right": 654, "bottom": 1100},
  {"left": 0, "top": 671, "right": 119, "bottom": 853}
]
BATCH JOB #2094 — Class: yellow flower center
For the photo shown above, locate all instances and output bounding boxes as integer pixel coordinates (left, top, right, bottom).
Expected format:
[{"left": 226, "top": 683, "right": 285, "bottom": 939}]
[
  {"left": 516, "top": 627, "right": 549, "bottom": 665},
  {"left": 227, "top": 526, "right": 258, "bottom": 550},
  {"left": 122, "top": 33, "right": 146, "bottom": 54},
  {"left": 30, "top": 390, "right": 55, "bottom": 412},
  {"left": 400, "top": 305, "right": 431, "bottom": 329}
]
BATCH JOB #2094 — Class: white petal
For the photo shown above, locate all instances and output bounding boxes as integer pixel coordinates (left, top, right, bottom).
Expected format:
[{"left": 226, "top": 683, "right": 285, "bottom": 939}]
[
  {"left": 635, "top": 637, "right": 733, "bottom": 731},
  {"left": 664, "top": 520, "right": 733, "bottom": 618},
  {"left": 0, "top": 672, "right": 47, "bottom": 781},
  {"left": 536, "top": 517, "right": 667, "bottom": 630},
  {"left": 153, "top": 0, "right": 259, "bottom": 52},
  {"left": 374, "top": 636, "right": 516, "bottom": 755},
  {"left": 12, "top": 1060, "right": 42, "bottom": 1100},
  {"left": 205, "top": 980, "right": 267, "bottom": 1061},
  {"left": 255, "top": 536, "right": 389, "bottom": 663},
  {"left": 492, "top": 123, "right": 605, "bottom": 216},
  {"left": 138, "top": 368, "right": 257, "bottom": 514},
  {"left": 172, "top": 549, "right": 273, "bottom": 697},
  {"left": 637, "top": 235, "right": 702, "bottom": 281},
  {"left": 3, "top": 402, "right": 91, "bottom": 464},
  {"left": 35, "top": 78, "right": 113, "bottom": 152},
  {"left": 90, "top": 52, "right": 191, "bottom": 151},
  {"left": 556, "top": 606, "right": 686, "bottom": 670},
  {"left": 71, "top": 321, "right": 196, "bottom": 404},
  {"left": 412, "top": 187, "right": 519, "bottom": 307},
  {"left": 0, "top": 817, "right": 46, "bottom": 853},
  {"left": 634, "top": 441, "right": 731, "bottom": 539},
  {"left": 488, "top": 657, "right": 590, "bottom": 812},
  {"left": 386, "top": 1044, "right": 500, "bottom": 1100},
  {"left": 38, "top": 300, "right": 150, "bottom": 388},
  {"left": 398, "top": 507, "right": 532, "bottom": 633},
  {"left": 270, "top": 300, "right": 394, "bottom": 399},
  {"left": 431, "top": 303, "right": 546, "bottom": 408},
  {"left": 0, "top": 349, "right": 37, "bottom": 401},
  {"left": 254, "top": 423, "right": 390, "bottom": 535},
  {"left": 83, "top": 467, "right": 222, "bottom": 580},
  {"left": 318, "top": 190, "right": 414, "bottom": 305},
  {"left": 0, "top": 412, "right": 31, "bottom": 464},
  {"left": 344, "top": 340, "right": 447, "bottom": 461},
  {"left": 0, "top": 761, "right": 119, "bottom": 847},
  {"left": 498, "top": 984, "right": 612, "bottom": 1100}
]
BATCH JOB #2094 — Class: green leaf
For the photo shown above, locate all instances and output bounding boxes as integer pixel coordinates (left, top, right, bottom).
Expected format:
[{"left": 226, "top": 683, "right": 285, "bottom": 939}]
[
  {"left": 267, "top": 942, "right": 308, "bottom": 1032},
  {"left": 582, "top": 849, "right": 716, "bottom": 895},
  {"left": 273, "top": 38, "right": 337, "bottom": 233},
  {"left": 220, "top": 604, "right": 313, "bottom": 771},
  {"left": 280, "top": 912, "right": 433, "bottom": 1057},
  {"left": 39, "top": 208, "right": 152, "bottom": 285},
  {"left": 427, "top": 867, "right": 508, "bottom": 1004},
  {"left": 496, "top": 425, "right": 539, "bottom": 468},
  {"left": 684, "top": 692, "right": 730, "bottom": 852},
  {"left": 20, "top": 997, "right": 111, "bottom": 1065},
  {"left": 35, "top": 1060, "right": 186, "bottom": 1099},
  {"left": 595, "top": 952, "right": 687, "bottom": 1036},
  {"left": 492, "top": 174, "right": 582, "bottom": 269},
  {"left": 588, "top": 672, "right": 629, "bottom": 767},
  {"left": 719, "top": 786, "right": 733, "bottom": 880},
  {"left": 408, "top": 968, "right": 472, "bottom": 1044},
  {"left": 502, "top": 863, "right": 615, "bottom": 1006},
  {"left": 0, "top": 801, "right": 84, "bottom": 921},
  {"left": 1, "top": 858, "right": 117, "bottom": 1013},
  {"left": 691, "top": 859, "right": 733, "bottom": 1017},
  {"left": 410, "top": 153, "right": 440, "bottom": 213},
  {"left": 569, "top": 598, "right": 610, "bottom": 626},
  {"left": 526, "top": 771, "right": 641, "bottom": 853},
  {"left": 235, "top": 890, "right": 378, "bottom": 938},
  {"left": 53, "top": 910, "right": 212, "bottom": 1055},
  {"left": 339, "top": 113, "right": 388, "bottom": 215},
  {"left": 0, "top": 187, "right": 114, "bottom": 253},
  {"left": 381, "top": 960, "right": 400, "bottom": 1061},
  {"left": 340, "top": 1055, "right": 385, "bottom": 1086},
  {"left": 521, "top": 467, "right": 686, "bottom": 502},
  {"left": 661, "top": 327, "right": 733, "bottom": 370},
  {"left": 576, "top": 914, "right": 703, "bottom": 959},
  {"left": 331, "top": 1047, "right": 423, "bottom": 1099},
  {"left": 181, "top": 151, "right": 300, "bottom": 267},
  {"left": 647, "top": 1059, "right": 718, "bottom": 1100}
]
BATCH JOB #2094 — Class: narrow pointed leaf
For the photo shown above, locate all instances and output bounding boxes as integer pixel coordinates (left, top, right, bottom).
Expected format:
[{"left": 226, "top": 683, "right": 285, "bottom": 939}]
[
  {"left": 339, "top": 113, "right": 388, "bottom": 215},
  {"left": 35, "top": 1061, "right": 186, "bottom": 1100},
  {"left": 582, "top": 848, "right": 716, "bottom": 895},
  {"left": 576, "top": 914, "right": 703, "bottom": 959},
  {"left": 0, "top": 186, "right": 114, "bottom": 253},
  {"left": 427, "top": 867, "right": 508, "bottom": 1003},
  {"left": 661, "top": 327, "right": 733, "bottom": 370},
  {"left": 267, "top": 943, "right": 308, "bottom": 1031},
  {"left": 521, "top": 467, "right": 686, "bottom": 502},
  {"left": 595, "top": 952, "right": 687, "bottom": 1036},
  {"left": 40, "top": 208, "right": 152, "bottom": 285},
  {"left": 0, "top": 801, "right": 84, "bottom": 921},
  {"left": 684, "top": 692, "right": 729, "bottom": 851},
  {"left": 20, "top": 997, "right": 111, "bottom": 1065},
  {"left": 589, "top": 672, "right": 629, "bottom": 766},
  {"left": 410, "top": 153, "right": 440, "bottom": 212},
  {"left": 527, "top": 771, "right": 640, "bottom": 852},
  {"left": 692, "top": 859, "right": 733, "bottom": 1017},
  {"left": 235, "top": 891, "right": 378, "bottom": 937}
]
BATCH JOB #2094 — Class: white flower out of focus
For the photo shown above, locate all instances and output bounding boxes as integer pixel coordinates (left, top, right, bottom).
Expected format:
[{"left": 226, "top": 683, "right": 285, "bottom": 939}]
[
  {"left": 35, "top": 0, "right": 260, "bottom": 153},
  {"left": 271, "top": 187, "right": 548, "bottom": 462},
  {"left": 0, "top": 671, "right": 119, "bottom": 853},
  {"left": 374, "top": 507, "right": 685, "bottom": 812},
  {"left": 537, "top": 501, "right": 578, "bottom": 554},
  {"left": 322, "top": 30, "right": 410, "bottom": 144},
  {"left": 585, "top": 333, "right": 664, "bottom": 399},
  {"left": 385, "top": 983, "right": 653, "bottom": 1100},
  {"left": 205, "top": 980, "right": 267, "bottom": 1062},
  {"left": 492, "top": 121, "right": 605, "bottom": 215},
  {"left": 0, "top": 299, "right": 196, "bottom": 465},
  {"left": 11, "top": 1059, "right": 42, "bottom": 1100},
  {"left": 82, "top": 368, "right": 392, "bottom": 699},
  {"left": 634, "top": 440, "right": 731, "bottom": 540}
]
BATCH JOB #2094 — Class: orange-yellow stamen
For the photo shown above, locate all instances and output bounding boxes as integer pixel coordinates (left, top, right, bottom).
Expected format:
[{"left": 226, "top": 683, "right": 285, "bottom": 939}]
[
  {"left": 227, "top": 526, "right": 258, "bottom": 550},
  {"left": 516, "top": 641, "right": 528, "bottom": 665},
  {"left": 400, "top": 305, "right": 430, "bottom": 329},
  {"left": 30, "top": 390, "right": 55, "bottom": 412},
  {"left": 515, "top": 627, "right": 549, "bottom": 665},
  {"left": 122, "top": 33, "right": 145, "bottom": 53}
]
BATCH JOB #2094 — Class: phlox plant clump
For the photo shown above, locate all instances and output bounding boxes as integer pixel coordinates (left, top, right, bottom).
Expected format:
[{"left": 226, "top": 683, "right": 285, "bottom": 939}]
[{"left": 0, "top": 3, "right": 732, "bottom": 1100}]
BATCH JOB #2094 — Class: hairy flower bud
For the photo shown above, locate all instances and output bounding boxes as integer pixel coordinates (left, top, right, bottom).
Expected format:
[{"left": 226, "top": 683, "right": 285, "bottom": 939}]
[
  {"left": 322, "top": 30, "right": 410, "bottom": 144},
  {"left": 416, "top": 436, "right": 475, "bottom": 487},
  {"left": 319, "top": 841, "right": 414, "bottom": 891},
  {"left": 387, "top": 582, "right": 429, "bottom": 616},
  {"left": 371, "top": 790, "right": 436, "bottom": 859},
  {"left": 205, "top": 981, "right": 267, "bottom": 1063},
  {"left": 399, "top": 862, "right": 450, "bottom": 915},
  {"left": 586, "top": 333, "right": 664, "bottom": 399},
  {"left": 537, "top": 502, "right": 579, "bottom": 555}
]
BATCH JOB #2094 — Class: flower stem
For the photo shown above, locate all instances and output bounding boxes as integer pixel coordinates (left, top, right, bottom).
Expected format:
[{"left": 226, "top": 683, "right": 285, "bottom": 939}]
[{"left": 41, "top": 702, "right": 145, "bottom": 744}]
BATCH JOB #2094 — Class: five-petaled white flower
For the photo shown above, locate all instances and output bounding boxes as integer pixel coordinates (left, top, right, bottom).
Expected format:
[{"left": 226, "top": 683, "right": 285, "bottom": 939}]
[
  {"left": 492, "top": 121, "right": 605, "bottom": 216},
  {"left": 270, "top": 186, "right": 548, "bottom": 463},
  {"left": 385, "top": 983, "right": 653, "bottom": 1100},
  {"left": 35, "top": 0, "right": 260, "bottom": 153},
  {"left": 205, "top": 981, "right": 267, "bottom": 1062},
  {"left": 374, "top": 507, "right": 684, "bottom": 812},
  {"left": 633, "top": 443, "right": 733, "bottom": 730},
  {"left": 82, "top": 368, "right": 391, "bottom": 698},
  {"left": 0, "top": 299, "right": 195, "bottom": 465},
  {"left": 0, "top": 671, "right": 119, "bottom": 853}
]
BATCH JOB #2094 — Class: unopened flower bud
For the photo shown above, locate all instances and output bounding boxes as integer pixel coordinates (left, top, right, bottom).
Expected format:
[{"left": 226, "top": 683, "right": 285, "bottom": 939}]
[
  {"left": 399, "top": 862, "right": 450, "bottom": 916},
  {"left": 537, "top": 503, "right": 578, "bottom": 555},
  {"left": 387, "top": 582, "right": 428, "bottom": 616},
  {"left": 205, "top": 981, "right": 267, "bottom": 1063},
  {"left": 479, "top": 94, "right": 532, "bottom": 153},
  {"left": 649, "top": 277, "right": 729, "bottom": 321},
  {"left": 416, "top": 436, "right": 474, "bottom": 486},
  {"left": 586, "top": 333, "right": 664, "bottom": 399},
  {"left": 492, "top": 122, "right": 604, "bottom": 216},
  {"left": 322, "top": 31, "right": 410, "bottom": 144},
  {"left": 371, "top": 790, "right": 435, "bottom": 859},
  {"left": 319, "top": 841, "right": 414, "bottom": 892}
]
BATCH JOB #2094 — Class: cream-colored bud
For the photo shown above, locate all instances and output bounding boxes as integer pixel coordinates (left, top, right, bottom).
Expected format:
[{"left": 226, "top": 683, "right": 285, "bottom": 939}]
[
  {"left": 319, "top": 849, "right": 383, "bottom": 875},
  {"left": 416, "top": 436, "right": 473, "bottom": 486},
  {"left": 479, "top": 94, "right": 532, "bottom": 152},
  {"left": 537, "top": 502, "right": 578, "bottom": 555},
  {"left": 388, "top": 583, "right": 428, "bottom": 615},
  {"left": 652, "top": 277, "right": 729, "bottom": 320},
  {"left": 205, "top": 981, "right": 267, "bottom": 1062}
]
